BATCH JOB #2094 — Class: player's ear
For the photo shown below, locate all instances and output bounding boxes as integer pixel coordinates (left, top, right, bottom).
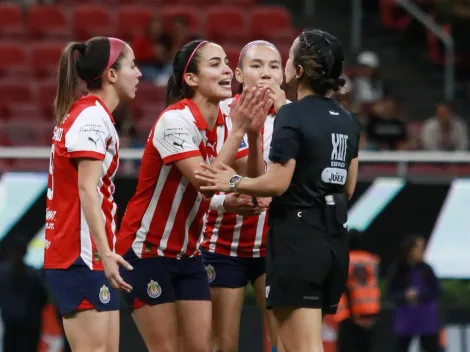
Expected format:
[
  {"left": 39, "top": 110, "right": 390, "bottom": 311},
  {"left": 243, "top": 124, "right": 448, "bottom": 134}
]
[
  {"left": 235, "top": 67, "right": 244, "bottom": 85},
  {"left": 184, "top": 73, "right": 199, "bottom": 88}
]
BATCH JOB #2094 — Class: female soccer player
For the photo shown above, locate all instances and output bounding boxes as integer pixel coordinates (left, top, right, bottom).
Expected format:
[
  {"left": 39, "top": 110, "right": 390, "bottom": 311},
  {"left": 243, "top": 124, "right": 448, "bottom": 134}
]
[
  {"left": 44, "top": 37, "right": 141, "bottom": 352},
  {"left": 195, "top": 29, "right": 361, "bottom": 352},
  {"left": 201, "top": 40, "right": 287, "bottom": 352},
  {"left": 117, "top": 39, "right": 271, "bottom": 352}
]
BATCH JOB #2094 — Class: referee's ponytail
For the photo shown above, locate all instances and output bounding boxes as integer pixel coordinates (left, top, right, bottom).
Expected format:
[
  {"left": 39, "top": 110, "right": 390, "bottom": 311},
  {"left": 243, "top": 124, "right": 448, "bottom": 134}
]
[
  {"left": 54, "top": 37, "right": 127, "bottom": 125},
  {"left": 293, "top": 29, "right": 345, "bottom": 96},
  {"left": 165, "top": 40, "right": 209, "bottom": 107}
]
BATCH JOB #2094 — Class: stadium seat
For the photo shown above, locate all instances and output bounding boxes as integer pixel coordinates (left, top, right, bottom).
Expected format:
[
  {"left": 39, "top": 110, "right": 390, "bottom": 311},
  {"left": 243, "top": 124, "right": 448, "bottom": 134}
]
[
  {"left": 11, "top": 158, "right": 49, "bottom": 172},
  {"left": 250, "top": 7, "right": 294, "bottom": 41},
  {"left": 223, "top": 44, "right": 242, "bottom": 70},
  {"left": 379, "top": 0, "right": 411, "bottom": 31},
  {"left": 165, "top": 0, "right": 215, "bottom": 5},
  {"left": 37, "top": 82, "right": 57, "bottom": 119},
  {"left": 131, "top": 83, "right": 165, "bottom": 119},
  {"left": 205, "top": 6, "right": 250, "bottom": 45},
  {"left": 0, "top": 82, "right": 33, "bottom": 118},
  {"left": 0, "top": 43, "right": 30, "bottom": 78},
  {"left": 1, "top": 121, "right": 43, "bottom": 147},
  {"left": 161, "top": 6, "right": 202, "bottom": 33},
  {"left": 28, "top": 5, "right": 70, "bottom": 40},
  {"left": 117, "top": 7, "right": 154, "bottom": 42},
  {"left": 31, "top": 43, "right": 63, "bottom": 78},
  {"left": 73, "top": 5, "right": 114, "bottom": 41},
  {"left": 9, "top": 104, "right": 46, "bottom": 121},
  {"left": 220, "top": 0, "right": 257, "bottom": 6},
  {"left": 0, "top": 3, "right": 24, "bottom": 39}
]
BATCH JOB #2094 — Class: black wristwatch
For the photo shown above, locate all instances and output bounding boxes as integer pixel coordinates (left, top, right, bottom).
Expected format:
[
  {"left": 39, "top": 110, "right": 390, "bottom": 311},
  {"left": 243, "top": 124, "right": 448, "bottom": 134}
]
[{"left": 229, "top": 174, "right": 243, "bottom": 190}]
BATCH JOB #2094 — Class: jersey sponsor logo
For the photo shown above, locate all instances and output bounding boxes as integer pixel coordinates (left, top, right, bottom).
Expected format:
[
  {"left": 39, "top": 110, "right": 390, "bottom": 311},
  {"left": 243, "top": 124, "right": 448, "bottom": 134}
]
[
  {"left": 205, "top": 264, "right": 216, "bottom": 283},
  {"left": 99, "top": 285, "right": 111, "bottom": 304},
  {"left": 147, "top": 280, "right": 162, "bottom": 298},
  {"left": 79, "top": 124, "right": 106, "bottom": 135},
  {"left": 331, "top": 133, "right": 348, "bottom": 162},
  {"left": 321, "top": 167, "right": 347, "bottom": 185},
  {"left": 207, "top": 141, "right": 217, "bottom": 153},
  {"left": 163, "top": 127, "right": 190, "bottom": 150},
  {"left": 88, "top": 136, "right": 98, "bottom": 147}
]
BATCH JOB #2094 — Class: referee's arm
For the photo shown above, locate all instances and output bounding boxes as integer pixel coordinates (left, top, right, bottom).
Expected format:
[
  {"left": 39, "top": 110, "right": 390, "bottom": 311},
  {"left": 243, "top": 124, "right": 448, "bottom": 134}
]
[{"left": 232, "top": 105, "right": 298, "bottom": 197}]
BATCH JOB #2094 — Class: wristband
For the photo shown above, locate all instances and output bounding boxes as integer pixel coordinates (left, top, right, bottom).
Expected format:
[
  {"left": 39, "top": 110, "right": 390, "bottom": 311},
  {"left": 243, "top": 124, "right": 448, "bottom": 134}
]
[{"left": 209, "top": 194, "right": 226, "bottom": 212}]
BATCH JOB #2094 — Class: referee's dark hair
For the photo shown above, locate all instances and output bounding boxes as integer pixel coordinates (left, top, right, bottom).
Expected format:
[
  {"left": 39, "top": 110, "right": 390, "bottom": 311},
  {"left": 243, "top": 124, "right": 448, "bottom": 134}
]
[
  {"left": 166, "top": 40, "right": 208, "bottom": 107},
  {"left": 293, "top": 29, "right": 345, "bottom": 96}
]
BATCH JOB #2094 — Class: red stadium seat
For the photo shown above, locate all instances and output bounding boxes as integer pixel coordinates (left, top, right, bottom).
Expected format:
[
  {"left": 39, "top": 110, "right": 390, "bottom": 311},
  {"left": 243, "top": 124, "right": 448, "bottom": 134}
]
[
  {"left": 220, "top": 0, "right": 257, "bottom": 6},
  {"left": 73, "top": 5, "right": 114, "bottom": 41},
  {"left": 161, "top": 6, "right": 202, "bottom": 33},
  {"left": 0, "top": 82, "right": 33, "bottom": 118},
  {"left": 37, "top": 82, "right": 57, "bottom": 119},
  {"left": 0, "top": 3, "right": 24, "bottom": 39},
  {"left": 1, "top": 121, "right": 43, "bottom": 147},
  {"left": 117, "top": 7, "right": 154, "bottom": 42},
  {"left": 0, "top": 43, "right": 30, "bottom": 78},
  {"left": 28, "top": 5, "right": 70, "bottom": 40},
  {"left": 131, "top": 83, "right": 165, "bottom": 119},
  {"left": 223, "top": 45, "right": 242, "bottom": 70},
  {"left": 165, "top": 0, "right": 214, "bottom": 5},
  {"left": 205, "top": 6, "right": 250, "bottom": 45},
  {"left": 11, "top": 159, "right": 50, "bottom": 171},
  {"left": 379, "top": 0, "right": 411, "bottom": 31},
  {"left": 250, "top": 7, "right": 294, "bottom": 41},
  {"left": 31, "top": 43, "right": 63, "bottom": 78},
  {"left": 8, "top": 104, "right": 47, "bottom": 121}
]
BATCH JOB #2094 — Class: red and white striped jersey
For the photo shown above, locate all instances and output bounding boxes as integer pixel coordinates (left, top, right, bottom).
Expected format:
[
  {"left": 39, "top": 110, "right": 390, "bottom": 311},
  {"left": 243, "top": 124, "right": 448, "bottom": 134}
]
[
  {"left": 44, "top": 95, "right": 119, "bottom": 270},
  {"left": 117, "top": 99, "right": 248, "bottom": 259},
  {"left": 200, "top": 97, "right": 280, "bottom": 258}
]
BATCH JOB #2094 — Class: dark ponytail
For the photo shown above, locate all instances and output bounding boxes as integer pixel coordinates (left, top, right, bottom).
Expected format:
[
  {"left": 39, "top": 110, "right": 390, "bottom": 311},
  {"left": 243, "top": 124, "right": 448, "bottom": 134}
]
[
  {"left": 293, "top": 29, "right": 345, "bottom": 96},
  {"left": 165, "top": 40, "right": 208, "bottom": 107},
  {"left": 54, "top": 37, "right": 127, "bottom": 125},
  {"left": 54, "top": 42, "right": 83, "bottom": 125}
]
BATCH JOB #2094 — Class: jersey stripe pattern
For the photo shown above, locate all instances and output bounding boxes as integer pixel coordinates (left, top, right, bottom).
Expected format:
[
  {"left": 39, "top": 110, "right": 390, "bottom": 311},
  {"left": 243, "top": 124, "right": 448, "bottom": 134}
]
[
  {"left": 117, "top": 99, "right": 248, "bottom": 259},
  {"left": 44, "top": 95, "right": 119, "bottom": 270},
  {"left": 200, "top": 97, "right": 279, "bottom": 258}
]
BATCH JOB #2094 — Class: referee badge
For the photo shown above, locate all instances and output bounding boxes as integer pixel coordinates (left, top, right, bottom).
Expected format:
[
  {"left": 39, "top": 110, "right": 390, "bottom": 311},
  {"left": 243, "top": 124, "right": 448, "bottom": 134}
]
[
  {"left": 99, "top": 285, "right": 111, "bottom": 304},
  {"left": 147, "top": 280, "right": 162, "bottom": 299},
  {"left": 205, "top": 265, "right": 216, "bottom": 283}
]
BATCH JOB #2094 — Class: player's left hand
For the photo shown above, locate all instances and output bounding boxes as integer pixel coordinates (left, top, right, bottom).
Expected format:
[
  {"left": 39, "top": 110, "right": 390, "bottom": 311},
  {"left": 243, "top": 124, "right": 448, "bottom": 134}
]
[
  {"left": 195, "top": 162, "right": 237, "bottom": 193},
  {"left": 263, "top": 81, "right": 286, "bottom": 113},
  {"left": 246, "top": 88, "right": 273, "bottom": 134}
]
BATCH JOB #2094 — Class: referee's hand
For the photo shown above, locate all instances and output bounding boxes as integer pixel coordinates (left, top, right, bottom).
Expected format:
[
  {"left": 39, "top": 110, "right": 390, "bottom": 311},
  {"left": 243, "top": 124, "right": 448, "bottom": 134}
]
[{"left": 224, "top": 193, "right": 268, "bottom": 216}]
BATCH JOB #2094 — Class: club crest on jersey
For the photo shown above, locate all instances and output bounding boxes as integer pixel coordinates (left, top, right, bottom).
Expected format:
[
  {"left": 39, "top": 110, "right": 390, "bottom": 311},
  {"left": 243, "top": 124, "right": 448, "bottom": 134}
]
[
  {"left": 205, "top": 265, "right": 216, "bottom": 283},
  {"left": 99, "top": 285, "right": 111, "bottom": 304},
  {"left": 147, "top": 280, "right": 162, "bottom": 299}
]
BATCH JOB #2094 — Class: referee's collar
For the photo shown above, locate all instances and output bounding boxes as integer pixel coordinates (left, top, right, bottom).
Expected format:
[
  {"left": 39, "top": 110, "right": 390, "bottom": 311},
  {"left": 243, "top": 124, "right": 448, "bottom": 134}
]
[{"left": 181, "top": 98, "right": 224, "bottom": 130}]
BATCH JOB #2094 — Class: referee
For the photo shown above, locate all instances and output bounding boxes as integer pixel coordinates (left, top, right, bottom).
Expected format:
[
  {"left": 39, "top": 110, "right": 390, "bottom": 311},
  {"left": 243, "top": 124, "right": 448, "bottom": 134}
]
[{"left": 196, "top": 29, "right": 361, "bottom": 352}]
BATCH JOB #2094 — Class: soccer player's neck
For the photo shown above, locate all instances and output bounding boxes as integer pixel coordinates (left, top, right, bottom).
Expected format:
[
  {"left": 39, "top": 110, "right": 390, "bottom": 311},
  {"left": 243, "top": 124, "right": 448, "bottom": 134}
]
[
  {"left": 191, "top": 94, "right": 220, "bottom": 130},
  {"left": 88, "top": 88, "right": 120, "bottom": 114}
]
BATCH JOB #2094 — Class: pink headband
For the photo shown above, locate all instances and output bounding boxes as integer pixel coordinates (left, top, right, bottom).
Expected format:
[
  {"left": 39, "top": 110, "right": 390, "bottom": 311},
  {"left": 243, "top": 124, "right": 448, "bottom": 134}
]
[
  {"left": 238, "top": 40, "right": 277, "bottom": 67},
  {"left": 181, "top": 40, "right": 209, "bottom": 84},
  {"left": 88, "top": 37, "right": 126, "bottom": 82}
]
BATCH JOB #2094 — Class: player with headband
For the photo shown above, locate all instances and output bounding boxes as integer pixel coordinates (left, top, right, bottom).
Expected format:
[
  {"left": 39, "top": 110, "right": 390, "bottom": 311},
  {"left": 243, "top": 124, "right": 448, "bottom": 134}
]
[
  {"left": 200, "top": 39, "right": 288, "bottom": 352},
  {"left": 44, "top": 37, "right": 141, "bottom": 351},
  {"left": 117, "top": 39, "right": 271, "bottom": 351}
]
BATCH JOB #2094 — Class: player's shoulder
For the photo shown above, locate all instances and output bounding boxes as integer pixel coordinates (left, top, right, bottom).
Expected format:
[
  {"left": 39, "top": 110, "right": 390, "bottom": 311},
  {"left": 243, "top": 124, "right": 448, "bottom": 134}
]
[{"left": 219, "top": 97, "right": 235, "bottom": 116}]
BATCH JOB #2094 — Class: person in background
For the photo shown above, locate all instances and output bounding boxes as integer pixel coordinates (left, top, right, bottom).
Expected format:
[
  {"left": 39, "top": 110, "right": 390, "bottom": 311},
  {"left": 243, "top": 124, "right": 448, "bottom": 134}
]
[
  {"left": 0, "top": 237, "right": 48, "bottom": 352},
  {"left": 352, "top": 51, "right": 385, "bottom": 111},
  {"left": 335, "top": 229, "right": 380, "bottom": 352},
  {"left": 421, "top": 101, "right": 468, "bottom": 151},
  {"left": 132, "top": 19, "right": 173, "bottom": 84},
  {"left": 366, "top": 96, "right": 408, "bottom": 150},
  {"left": 388, "top": 233, "right": 441, "bottom": 352}
]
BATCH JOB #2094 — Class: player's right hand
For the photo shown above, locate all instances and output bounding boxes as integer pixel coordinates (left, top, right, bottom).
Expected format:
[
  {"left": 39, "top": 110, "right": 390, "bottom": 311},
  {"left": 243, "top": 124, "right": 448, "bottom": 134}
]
[
  {"left": 223, "top": 193, "right": 268, "bottom": 216},
  {"left": 102, "top": 252, "right": 133, "bottom": 293}
]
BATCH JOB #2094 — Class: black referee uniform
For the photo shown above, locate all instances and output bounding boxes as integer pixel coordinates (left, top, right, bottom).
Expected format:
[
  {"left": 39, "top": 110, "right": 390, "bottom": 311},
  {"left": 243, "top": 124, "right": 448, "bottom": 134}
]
[{"left": 265, "top": 94, "right": 361, "bottom": 313}]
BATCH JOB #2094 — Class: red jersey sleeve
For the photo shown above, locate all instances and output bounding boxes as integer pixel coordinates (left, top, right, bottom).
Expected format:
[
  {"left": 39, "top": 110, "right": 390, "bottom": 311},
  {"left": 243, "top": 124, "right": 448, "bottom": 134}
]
[
  {"left": 64, "top": 106, "right": 109, "bottom": 160},
  {"left": 153, "top": 110, "right": 201, "bottom": 164}
]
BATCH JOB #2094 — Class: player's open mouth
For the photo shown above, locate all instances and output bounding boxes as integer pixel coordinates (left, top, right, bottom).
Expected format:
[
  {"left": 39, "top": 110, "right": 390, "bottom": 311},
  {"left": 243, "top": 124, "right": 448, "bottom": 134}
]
[{"left": 218, "top": 79, "right": 231, "bottom": 87}]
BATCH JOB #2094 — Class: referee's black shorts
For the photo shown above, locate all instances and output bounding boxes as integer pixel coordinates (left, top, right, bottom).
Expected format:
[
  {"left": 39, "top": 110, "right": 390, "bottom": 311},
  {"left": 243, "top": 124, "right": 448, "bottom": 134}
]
[{"left": 265, "top": 197, "right": 349, "bottom": 314}]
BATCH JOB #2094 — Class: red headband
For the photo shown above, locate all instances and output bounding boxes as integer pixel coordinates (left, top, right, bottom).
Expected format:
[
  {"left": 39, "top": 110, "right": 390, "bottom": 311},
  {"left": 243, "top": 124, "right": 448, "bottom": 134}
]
[
  {"left": 238, "top": 40, "right": 277, "bottom": 67},
  {"left": 181, "top": 41, "right": 208, "bottom": 84},
  {"left": 88, "top": 37, "right": 126, "bottom": 82}
]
